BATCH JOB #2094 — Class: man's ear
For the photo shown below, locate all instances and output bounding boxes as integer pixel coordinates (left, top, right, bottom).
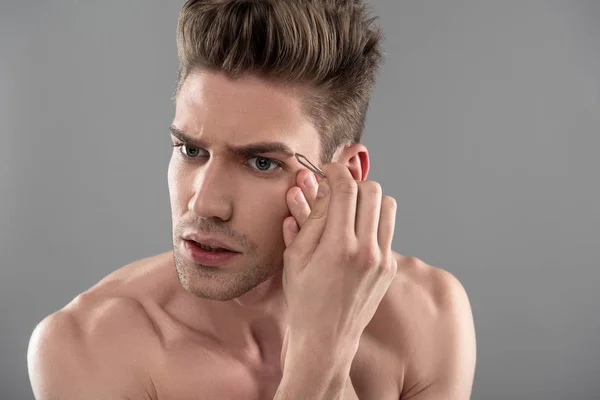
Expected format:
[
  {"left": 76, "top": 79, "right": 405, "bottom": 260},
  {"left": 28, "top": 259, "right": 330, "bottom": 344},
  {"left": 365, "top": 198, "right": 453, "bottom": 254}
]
[{"left": 332, "top": 143, "right": 370, "bottom": 181}]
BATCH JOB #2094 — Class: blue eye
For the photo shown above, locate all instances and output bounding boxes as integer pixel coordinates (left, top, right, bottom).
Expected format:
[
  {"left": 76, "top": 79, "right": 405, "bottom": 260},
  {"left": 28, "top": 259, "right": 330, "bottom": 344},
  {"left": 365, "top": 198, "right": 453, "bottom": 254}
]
[
  {"left": 172, "top": 143, "right": 204, "bottom": 158},
  {"left": 248, "top": 157, "right": 280, "bottom": 172}
]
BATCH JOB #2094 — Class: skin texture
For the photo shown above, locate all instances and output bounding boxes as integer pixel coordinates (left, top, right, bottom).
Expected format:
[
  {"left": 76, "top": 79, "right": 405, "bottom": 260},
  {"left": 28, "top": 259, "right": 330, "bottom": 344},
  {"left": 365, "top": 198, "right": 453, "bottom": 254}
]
[{"left": 27, "top": 71, "right": 477, "bottom": 400}]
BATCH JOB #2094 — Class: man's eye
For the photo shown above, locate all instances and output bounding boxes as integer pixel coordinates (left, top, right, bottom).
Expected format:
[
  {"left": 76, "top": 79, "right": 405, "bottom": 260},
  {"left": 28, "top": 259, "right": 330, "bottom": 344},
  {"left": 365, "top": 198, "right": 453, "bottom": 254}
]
[
  {"left": 172, "top": 144, "right": 281, "bottom": 172},
  {"left": 172, "top": 143, "right": 204, "bottom": 158},
  {"left": 247, "top": 157, "right": 280, "bottom": 172}
]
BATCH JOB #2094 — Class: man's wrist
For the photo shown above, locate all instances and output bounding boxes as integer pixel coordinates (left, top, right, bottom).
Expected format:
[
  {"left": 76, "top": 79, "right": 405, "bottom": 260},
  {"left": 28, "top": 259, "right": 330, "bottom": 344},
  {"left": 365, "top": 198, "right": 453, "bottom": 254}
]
[
  {"left": 275, "top": 334, "right": 360, "bottom": 400},
  {"left": 288, "top": 329, "right": 361, "bottom": 356}
]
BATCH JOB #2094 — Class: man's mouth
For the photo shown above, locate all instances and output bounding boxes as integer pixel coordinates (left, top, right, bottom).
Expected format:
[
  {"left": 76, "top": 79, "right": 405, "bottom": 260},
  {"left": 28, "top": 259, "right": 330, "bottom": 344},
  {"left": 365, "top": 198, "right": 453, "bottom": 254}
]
[
  {"left": 194, "top": 241, "right": 229, "bottom": 252},
  {"left": 186, "top": 240, "right": 237, "bottom": 253},
  {"left": 183, "top": 239, "right": 241, "bottom": 266}
]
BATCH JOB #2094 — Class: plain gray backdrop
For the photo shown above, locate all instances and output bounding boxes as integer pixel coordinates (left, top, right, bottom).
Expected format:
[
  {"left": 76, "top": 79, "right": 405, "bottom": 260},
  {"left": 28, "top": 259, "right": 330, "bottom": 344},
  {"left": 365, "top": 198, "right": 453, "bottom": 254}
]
[{"left": 1, "top": 1, "right": 599, "bottom": 399}]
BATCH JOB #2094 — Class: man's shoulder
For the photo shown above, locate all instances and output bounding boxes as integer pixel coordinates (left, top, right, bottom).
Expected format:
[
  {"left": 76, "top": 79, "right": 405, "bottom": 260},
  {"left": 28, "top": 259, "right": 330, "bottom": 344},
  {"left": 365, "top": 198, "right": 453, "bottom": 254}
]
[
  {"left": 30, "top": 290, "right": 155, "bottom": 354},
  {"left": 28, "top": 295, "right": 159, "bottom": 399},
  {"left": 27, "top": 254, "right": 171, "bottom": 399},
  {"left": 375, "top": 253, "right": 476, "bottom": 398},
  {"left": 390, "top": 253, "right": 471, "bottom": 317},
  {"left": 371, "top": 253, "right": 471, "bottom": 327}
]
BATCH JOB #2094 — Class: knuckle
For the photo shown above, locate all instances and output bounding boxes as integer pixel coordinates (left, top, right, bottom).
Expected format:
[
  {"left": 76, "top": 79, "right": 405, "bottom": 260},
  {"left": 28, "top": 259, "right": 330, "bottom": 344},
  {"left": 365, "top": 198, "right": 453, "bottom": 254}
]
[
  {"left": 359, "top": 245, "right": 381, "bottom": 267},
  {"left": 288, "top": 187, "right": 302, "bottom": 203},
  {"left": 306, "top": 208, "right": 326, "bottom": 220},
  {"left": 334, "top": 179, "right": 358, "bottom": 195},
  {"left": 333, "top": 238, "right": 354, "bottom": 257},
  {"left": 331, "top": 239, "right": 358, "bottom": 263}
]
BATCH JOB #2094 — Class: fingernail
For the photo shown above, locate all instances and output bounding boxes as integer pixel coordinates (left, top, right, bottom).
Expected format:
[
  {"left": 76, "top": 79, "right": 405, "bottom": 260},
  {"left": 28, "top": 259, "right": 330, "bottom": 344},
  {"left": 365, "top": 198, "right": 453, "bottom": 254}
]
[
  {"left": 295, "top": 190, "right": 305, "bottom": 204},
  {"left": 317, "top": 181, "right": 329, "bottom": 198},
  {"left": 303, "top": 174, "right": 317, "bottom": 188}
]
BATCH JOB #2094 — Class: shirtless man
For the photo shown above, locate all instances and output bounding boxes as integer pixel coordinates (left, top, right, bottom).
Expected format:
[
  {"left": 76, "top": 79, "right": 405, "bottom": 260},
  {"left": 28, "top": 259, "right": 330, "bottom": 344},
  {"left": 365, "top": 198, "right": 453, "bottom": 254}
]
[{"left": 27, "top": 1, "right": 476, "bottom": 399}]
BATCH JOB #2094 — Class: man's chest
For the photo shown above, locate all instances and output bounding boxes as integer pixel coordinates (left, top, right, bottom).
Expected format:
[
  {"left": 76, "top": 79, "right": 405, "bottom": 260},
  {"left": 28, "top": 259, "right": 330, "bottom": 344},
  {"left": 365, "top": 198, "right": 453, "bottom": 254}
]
[{"left": 148, "top": 340, "right": 401, "bottom": 400}]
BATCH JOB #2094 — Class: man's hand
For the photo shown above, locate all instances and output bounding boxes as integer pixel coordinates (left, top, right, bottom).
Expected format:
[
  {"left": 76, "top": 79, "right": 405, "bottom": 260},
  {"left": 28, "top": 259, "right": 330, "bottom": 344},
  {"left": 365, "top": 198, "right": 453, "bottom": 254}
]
[
  {"left": 278, "top": 164, "right": 477, "bottom": 400},
  {"left": 282, "top": 162, "right": 397, "bottom": 345},
  {"left": 276, "top": 163, "right": 397, "bottom": 400}
]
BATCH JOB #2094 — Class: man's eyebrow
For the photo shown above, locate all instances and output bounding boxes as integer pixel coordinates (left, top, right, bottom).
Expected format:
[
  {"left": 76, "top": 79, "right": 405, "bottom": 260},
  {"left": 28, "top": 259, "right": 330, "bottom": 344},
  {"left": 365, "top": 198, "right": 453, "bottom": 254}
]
[
  {"left": 228, "top": 142, "right": 295, "bottom": 158},
  {"left": 170, "top": 126, "right": 205, "bottom": 147},
  {"left": 169, "top": 126, "right": 295, "bottom": 158}
]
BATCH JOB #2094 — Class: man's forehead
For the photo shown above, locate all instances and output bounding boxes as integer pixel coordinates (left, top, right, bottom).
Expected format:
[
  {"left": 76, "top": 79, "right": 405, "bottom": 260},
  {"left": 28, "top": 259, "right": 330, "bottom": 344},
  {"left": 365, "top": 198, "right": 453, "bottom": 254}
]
[{"left": 173, "top": 72, "right": 321, "bottom": 157}]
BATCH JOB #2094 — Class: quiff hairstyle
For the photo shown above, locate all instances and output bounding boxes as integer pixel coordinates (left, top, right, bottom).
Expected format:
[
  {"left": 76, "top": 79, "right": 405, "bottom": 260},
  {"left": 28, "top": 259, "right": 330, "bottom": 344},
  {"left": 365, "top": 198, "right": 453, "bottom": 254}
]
[{"left": 176, "top": 0, "right": 384, "bottom": 163}]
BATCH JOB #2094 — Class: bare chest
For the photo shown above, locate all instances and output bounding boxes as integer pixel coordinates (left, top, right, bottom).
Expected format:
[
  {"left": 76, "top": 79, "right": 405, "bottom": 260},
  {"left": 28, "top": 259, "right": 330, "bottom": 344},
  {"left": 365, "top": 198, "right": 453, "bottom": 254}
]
[{"left": 150, "top": 340, "right": 400, "bottom": 400}]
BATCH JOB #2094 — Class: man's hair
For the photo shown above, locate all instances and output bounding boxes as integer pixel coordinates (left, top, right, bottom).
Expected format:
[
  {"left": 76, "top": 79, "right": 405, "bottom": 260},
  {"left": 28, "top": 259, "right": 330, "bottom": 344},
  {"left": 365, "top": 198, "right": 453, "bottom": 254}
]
[{"left": 176, "top": 0, "right": 384, "bottom": 163}]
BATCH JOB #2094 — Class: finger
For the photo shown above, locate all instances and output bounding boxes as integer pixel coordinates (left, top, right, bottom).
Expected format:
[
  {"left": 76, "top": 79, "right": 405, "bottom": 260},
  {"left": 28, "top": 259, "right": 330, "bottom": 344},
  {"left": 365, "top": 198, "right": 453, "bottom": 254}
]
[
  {"left": 286, "top": 186, "right": 312, "bottom": 229},
  {"left": 377, "top": 195, "right": 397, "bottom": 250},
  {"left": 355, "top": 181, "right": 383, "bottom": 245},
  {"left": 320, "top": 163, "right": 358, "bottom": 243},
  {"left": 286, "top": 177, "right": 332, "bottom": 257},
  {"left": 282, "top": 216, "right": 299, "bottom": 248},
  {"left": 296, "top": 169, "right": 319, "bottom": 210}
]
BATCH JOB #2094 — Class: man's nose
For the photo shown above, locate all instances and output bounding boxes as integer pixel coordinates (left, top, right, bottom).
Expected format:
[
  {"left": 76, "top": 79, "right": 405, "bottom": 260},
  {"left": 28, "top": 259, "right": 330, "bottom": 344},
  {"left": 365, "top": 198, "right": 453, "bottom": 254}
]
[{"left": 187, "top": 163, "right": 234, "bottom": 222}]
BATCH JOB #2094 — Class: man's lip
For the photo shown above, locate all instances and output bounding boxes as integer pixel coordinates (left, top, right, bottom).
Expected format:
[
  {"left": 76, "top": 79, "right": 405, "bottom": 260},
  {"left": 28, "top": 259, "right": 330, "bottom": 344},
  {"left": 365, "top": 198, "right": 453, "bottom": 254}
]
[{"left": 182, "top": 234, "right": 240, "bottom": 252}]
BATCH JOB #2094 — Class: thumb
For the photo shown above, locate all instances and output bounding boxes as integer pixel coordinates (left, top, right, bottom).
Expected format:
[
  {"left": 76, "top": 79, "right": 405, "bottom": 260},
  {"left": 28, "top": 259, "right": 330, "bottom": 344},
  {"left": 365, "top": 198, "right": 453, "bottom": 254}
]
[{"left": 282, "top": 216, "right": 299, "bottom": 248}]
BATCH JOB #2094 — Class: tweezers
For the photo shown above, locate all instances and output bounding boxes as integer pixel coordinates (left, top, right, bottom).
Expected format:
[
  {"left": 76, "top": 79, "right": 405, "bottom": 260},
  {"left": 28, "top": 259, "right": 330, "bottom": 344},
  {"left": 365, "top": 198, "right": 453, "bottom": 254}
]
[{"left": 295, "top": 153, "right": 326, "bottom": 179}]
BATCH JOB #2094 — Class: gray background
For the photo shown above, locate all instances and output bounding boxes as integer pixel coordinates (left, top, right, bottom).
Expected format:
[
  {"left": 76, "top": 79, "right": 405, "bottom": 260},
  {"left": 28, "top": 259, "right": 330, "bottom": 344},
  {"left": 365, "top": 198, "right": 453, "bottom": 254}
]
[{"left": 1, "top": 1, "right": 599, "bottom": 399}]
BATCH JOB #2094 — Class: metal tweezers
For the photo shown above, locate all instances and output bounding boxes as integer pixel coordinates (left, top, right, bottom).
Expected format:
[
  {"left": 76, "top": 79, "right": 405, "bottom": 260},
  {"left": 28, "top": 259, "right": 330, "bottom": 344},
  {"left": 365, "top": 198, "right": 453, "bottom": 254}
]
[{"left": 295, "top": 153, "right": 326, "bottom": 179}]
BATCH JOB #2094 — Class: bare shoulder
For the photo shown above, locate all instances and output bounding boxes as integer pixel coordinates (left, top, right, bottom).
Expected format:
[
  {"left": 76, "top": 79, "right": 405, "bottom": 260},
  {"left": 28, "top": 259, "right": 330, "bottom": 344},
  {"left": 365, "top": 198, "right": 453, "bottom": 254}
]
[
  {"left": 376, "top": 253, "right": 477, "bottom": 399},
  {"left": 389, "top": 254, "right": 474, "bottom": 323},
  {"left": 27, "top": 255, "right": 171, "bottom": 400}
]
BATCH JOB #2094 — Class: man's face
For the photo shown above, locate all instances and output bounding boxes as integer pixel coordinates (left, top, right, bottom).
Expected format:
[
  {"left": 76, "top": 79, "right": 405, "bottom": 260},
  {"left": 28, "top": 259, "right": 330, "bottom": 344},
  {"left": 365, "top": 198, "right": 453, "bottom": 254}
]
[{"left": 168, "top": 70, "right": 321, "bottom": 301}]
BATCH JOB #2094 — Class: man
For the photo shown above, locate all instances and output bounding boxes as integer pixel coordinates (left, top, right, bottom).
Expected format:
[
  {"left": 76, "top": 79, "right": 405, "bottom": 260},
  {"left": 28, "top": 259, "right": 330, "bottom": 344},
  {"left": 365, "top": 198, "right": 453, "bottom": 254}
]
[{"left": 28, "top": 1, "right": 476, "bottom": 399}]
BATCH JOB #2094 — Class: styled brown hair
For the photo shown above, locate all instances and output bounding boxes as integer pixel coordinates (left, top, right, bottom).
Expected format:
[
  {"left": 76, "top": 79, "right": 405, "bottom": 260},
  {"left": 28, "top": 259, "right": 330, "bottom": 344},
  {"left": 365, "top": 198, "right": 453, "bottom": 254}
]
[{"left": 176, "top": 0, "right": 384, "bottom": 163}]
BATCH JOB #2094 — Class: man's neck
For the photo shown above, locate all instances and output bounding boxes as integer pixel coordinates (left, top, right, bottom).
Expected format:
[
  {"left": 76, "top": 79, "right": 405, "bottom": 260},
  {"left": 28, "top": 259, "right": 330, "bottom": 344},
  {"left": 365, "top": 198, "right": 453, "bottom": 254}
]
[{"left": 165, "top": 266, "right": 287, "bottom": 363}]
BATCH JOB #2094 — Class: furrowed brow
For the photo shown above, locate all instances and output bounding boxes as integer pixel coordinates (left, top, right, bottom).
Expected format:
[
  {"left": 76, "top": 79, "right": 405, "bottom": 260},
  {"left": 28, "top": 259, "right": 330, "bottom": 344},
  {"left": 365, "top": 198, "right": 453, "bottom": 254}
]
[
  {"left": 227, "top": 142, "right": 295, "bottom": 158},
  {"left": 169, "top": 126, "right": 206, "bottom": 147},
  {"left": 170, "top": 126, "right": 295, "bottom": 158}
]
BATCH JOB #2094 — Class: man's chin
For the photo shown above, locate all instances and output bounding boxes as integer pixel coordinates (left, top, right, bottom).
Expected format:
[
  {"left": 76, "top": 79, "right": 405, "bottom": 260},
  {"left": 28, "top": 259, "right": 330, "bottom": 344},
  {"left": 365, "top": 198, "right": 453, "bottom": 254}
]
[{"left": 175, "top": 263, "right": 277, "bottom": 302}]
